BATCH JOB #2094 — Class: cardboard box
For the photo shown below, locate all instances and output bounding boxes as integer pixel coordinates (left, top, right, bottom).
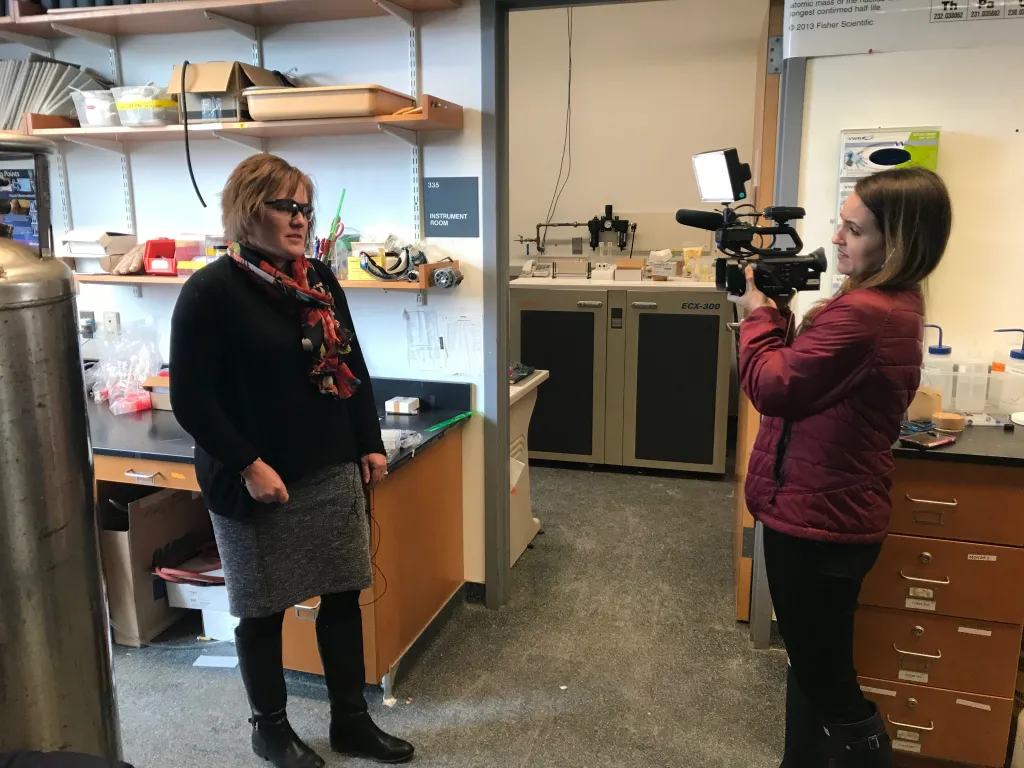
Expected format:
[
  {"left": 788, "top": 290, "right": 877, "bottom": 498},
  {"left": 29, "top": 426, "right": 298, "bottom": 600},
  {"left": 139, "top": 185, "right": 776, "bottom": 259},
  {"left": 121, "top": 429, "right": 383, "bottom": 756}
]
[
  {"left": 165, "top": 554, "right": 230, "bottom": 613},
  {"left": 63, "top": 229, "right": 137, "bottom": 257},
  {"left": 142, "top": 374, "right": 171, "bottom": 411},
  {"left": 99, "top": 486, "right": 213, "bottom": 647},
  {"left": 385, "top": 396, "right": 420, "bottom": 414},
  {"left": 167, "top": 61, "right": 284, "bottom": 123}
]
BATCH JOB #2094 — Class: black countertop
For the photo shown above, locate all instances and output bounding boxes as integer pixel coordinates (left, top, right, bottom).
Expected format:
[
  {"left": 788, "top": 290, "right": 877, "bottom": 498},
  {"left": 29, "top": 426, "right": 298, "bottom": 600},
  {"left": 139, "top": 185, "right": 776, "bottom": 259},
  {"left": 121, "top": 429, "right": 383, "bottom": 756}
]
[
  {"left": 87, "top": 401, "right": 470, "bottom": 472},
  {"left": 894, "top": 424, "right": 1024, "bottom": 468}
]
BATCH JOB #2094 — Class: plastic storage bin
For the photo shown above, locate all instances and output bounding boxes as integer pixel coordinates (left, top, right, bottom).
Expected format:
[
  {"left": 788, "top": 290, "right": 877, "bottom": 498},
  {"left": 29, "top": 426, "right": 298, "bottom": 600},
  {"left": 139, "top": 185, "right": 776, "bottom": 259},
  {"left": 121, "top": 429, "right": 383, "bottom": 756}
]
[
  {"left": 71, "top": 90, "right": 120, "bottom": 127},
  {"left": 243, "top": 85, "right": 415, "bottom": 121},
  {"left": 112, "top": 85, "right": 178, "bottom": 127},
  {"left": 990, "top": 329, "right": 1024, "bottom": 416}
]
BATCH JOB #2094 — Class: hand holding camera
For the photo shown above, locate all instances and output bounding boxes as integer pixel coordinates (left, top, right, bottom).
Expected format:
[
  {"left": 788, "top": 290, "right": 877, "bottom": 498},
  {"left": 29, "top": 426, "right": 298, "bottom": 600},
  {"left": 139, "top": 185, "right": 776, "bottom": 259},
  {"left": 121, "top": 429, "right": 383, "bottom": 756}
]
[{"left": 727, "top": 266, "right": 775, "bottom": 313}]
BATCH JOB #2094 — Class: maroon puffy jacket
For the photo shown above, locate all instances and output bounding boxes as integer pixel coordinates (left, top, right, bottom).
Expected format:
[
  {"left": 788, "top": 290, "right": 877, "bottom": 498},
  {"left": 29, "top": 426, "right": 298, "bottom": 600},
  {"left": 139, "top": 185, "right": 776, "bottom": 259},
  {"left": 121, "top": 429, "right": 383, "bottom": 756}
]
[{"left": 741, "top": 288, "right": 924, "bottom": 543}]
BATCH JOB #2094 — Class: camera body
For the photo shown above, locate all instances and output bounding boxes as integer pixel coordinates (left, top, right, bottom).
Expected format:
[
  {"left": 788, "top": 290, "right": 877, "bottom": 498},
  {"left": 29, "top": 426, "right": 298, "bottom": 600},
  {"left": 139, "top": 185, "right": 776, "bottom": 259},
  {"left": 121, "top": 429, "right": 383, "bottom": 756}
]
[{"left": 679, "top": 150, "right": 827, "bottom": 299}]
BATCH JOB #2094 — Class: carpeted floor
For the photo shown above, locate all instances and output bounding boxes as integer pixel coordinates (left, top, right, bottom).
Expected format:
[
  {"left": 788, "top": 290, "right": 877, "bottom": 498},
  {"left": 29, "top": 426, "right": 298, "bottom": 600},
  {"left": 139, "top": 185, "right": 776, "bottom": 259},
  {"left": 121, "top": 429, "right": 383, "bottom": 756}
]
[{"left": 113, "top": 465, "right": 788, "bottom": 768}]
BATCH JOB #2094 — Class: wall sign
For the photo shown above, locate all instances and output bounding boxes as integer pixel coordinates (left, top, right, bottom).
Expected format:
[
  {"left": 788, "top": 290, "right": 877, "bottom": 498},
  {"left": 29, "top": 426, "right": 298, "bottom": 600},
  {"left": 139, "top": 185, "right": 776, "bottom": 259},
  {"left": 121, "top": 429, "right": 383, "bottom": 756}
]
[
  {"left": 785, "top": 0, "right": 1024, "bottom": 59},
  {"left": 424, "top": 177, "right": 479, "bottom": 238}
]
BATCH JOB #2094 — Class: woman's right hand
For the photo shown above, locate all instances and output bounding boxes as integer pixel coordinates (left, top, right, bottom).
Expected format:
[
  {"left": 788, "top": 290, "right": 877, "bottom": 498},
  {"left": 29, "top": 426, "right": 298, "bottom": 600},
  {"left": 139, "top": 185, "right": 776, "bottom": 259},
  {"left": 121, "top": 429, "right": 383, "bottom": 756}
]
[{"left": 241, "top": 459, "right": 289, "bottom": 504}]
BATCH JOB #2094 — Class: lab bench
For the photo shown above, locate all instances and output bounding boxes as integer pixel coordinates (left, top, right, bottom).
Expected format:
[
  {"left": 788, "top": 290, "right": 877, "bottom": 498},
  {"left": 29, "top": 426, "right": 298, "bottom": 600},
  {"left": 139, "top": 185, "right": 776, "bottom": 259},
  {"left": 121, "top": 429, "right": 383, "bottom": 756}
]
[
  {"left": 510, "top": 277, "right": 732, "bottom": 474},
  {"left": 87, "top": 379, "right": 470, "bottom": 697},
  {"left": 855, "top": 427, "right": 1024, "bottom": 767}
]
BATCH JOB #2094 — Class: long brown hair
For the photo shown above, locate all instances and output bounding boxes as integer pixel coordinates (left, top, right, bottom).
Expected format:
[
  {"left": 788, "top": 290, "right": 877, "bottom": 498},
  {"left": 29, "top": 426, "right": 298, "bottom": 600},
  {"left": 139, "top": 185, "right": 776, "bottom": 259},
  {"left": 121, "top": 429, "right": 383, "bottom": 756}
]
[
  {"left": 221, "top": 154, "right": 316, "bottom": 253},
  {"left": 803, "top": 167, "right": 951, "bottom": 325}
]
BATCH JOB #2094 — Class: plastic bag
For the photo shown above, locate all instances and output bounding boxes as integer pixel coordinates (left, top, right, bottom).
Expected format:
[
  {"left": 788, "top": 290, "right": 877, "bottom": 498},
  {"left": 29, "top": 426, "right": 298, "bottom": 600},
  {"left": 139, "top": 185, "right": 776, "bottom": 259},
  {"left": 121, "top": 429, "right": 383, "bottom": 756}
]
[
  {"left": 380, "top": 429, "right": 422, "bottom": 463},
  {"left": 86, "top": 322, "right": 162, "bottom": 415}
]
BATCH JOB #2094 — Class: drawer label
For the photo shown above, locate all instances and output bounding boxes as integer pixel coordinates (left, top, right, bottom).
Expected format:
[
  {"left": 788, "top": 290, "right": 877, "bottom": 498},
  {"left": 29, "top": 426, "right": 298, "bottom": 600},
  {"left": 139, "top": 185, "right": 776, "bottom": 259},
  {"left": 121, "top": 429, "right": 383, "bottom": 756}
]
[
  {"left": 958, "top": 626, "right": 993, "bottom": 637},
  {"left": 899, "top": 669, "right": 930, "bottom": 684},
  {"left": 968, "top": 554, "right": 998, "bottom": 562},
  {"left": 893, "top": 740, "right": 922, "bottom": 754},
  {"left": 956, "top": 698, "right": 992, "bottom": 711},
  {"left": 908, "top": 587, "right": 934, "bottom": 599},
  {"left": 906, "top": 598, "right": 937, "bottom": 611},
  {"left": 860, "top": 685, "right": 897, "bottom": 697},
  {"left": 896, "top": 730, "right": 921, "bottom": 743}
]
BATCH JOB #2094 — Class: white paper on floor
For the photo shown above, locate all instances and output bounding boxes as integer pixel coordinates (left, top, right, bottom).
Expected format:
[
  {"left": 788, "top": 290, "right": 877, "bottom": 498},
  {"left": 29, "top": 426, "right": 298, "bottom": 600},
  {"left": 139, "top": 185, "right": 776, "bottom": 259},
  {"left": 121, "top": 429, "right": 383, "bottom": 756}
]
[{"left": 193, "top": 655, "right": 239, "bottom": 668}]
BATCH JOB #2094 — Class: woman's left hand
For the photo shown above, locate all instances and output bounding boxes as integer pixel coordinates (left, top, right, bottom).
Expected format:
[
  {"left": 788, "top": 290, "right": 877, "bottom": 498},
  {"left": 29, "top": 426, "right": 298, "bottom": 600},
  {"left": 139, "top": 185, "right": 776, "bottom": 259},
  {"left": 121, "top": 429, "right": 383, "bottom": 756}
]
[
  {"left": 361, "top": 453, "right": 387, "bottom": 488},
  {"left": 727, "top": 266, "right": 776, "bottom": 314}
]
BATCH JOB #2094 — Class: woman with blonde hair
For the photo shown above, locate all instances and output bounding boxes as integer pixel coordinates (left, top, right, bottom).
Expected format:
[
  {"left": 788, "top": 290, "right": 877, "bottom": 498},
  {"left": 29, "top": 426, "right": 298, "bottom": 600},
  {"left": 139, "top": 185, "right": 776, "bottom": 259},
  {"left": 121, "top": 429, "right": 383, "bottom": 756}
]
[
  {"left": 730, "top": 167, "right": 952, "bottom": 767},
  {"left": 170, "top": 154, "right": 413, "bottom": 767}
]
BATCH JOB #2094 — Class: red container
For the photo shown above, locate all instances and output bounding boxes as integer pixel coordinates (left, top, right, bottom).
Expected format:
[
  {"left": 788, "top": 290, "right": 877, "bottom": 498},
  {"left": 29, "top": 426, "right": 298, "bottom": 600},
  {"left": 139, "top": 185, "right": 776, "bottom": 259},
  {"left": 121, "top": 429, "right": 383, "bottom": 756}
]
[{"left": 144, "top": 238, "right": 177, "bottom": 276}]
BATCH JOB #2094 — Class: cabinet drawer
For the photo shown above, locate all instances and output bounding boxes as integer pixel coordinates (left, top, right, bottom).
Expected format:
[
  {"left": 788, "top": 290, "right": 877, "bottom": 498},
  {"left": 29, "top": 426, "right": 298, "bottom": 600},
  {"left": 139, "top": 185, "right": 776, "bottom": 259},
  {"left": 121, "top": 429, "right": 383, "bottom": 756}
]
[
  {"left": 859, "top": 676, "right": 1012, "bottom": 767},
  {"left": 94, "top": 454, "right": 199, "bottom": 491},
  {"left": 854, "top": 606, "right": 1021, "bottom": 698},
  {"left": 891, "top": 459, "right": 1024, "bottom": 546},
  {"left": 860, "top": 534, "right": 1024, "bottom": 624}
]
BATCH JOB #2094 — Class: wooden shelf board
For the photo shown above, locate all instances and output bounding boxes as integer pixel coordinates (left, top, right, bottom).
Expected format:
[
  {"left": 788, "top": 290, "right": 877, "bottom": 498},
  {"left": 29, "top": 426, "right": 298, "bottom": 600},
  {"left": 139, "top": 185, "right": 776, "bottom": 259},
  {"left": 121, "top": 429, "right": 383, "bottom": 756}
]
[
  {"left": 30, "top": 99, "right": 463, "bottom": 144},
  {"left": 18, "top": 0, "right": 460, "bottom": 37},
  {"left": 337, "top": 280, "right": 425, "bottom": 291},
  {"left": 74, "top": 274, "right": 186, "bottom": 286}
]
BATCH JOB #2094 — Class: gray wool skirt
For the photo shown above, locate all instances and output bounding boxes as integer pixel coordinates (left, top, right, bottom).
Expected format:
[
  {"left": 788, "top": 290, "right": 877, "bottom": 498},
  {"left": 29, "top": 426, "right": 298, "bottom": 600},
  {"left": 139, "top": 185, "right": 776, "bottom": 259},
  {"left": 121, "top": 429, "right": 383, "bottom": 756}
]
[{"left": 211, "top": 462, "right": 372, "bottom": 619}]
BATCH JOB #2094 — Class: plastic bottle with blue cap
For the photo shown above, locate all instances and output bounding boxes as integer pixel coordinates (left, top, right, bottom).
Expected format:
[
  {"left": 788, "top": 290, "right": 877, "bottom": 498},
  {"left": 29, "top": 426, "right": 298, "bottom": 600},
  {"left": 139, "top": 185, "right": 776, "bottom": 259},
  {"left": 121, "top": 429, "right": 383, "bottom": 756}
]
[
  {"left": 990, "top": 329, "right": 1024, "bottom": 417},
  {"left": 920, "top": 324, "right": 956, "bottom": 410}
]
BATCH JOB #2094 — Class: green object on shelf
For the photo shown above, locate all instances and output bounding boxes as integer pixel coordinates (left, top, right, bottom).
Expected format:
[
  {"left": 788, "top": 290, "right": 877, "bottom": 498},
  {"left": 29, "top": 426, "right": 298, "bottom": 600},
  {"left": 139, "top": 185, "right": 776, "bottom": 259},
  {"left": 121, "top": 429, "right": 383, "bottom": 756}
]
[{"left": 425, "top": 412, "right": 472, "bottom": 433}]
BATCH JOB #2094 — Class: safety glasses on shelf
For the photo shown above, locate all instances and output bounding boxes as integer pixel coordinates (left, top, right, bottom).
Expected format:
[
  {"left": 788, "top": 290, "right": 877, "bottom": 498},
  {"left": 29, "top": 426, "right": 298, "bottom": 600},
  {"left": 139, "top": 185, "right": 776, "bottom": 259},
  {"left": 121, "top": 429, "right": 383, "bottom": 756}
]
[{"left": 265, "top": 198, "right": 313, "bottom": 219}]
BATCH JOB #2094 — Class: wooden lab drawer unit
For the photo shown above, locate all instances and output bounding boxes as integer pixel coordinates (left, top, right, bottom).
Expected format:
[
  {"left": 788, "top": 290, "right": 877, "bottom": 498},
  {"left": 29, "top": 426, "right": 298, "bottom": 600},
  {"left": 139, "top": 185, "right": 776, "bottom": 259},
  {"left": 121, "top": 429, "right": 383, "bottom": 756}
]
[
  {"left": 859, "top": 676, "right": 1012, "bottom": 767},
  {"left": 854, "top": 606, "right": 1021, "bottom": 698},
  {"left": 859, "top": 534, "right": 1024, "bottom": 624},
  {"left": 94, "top": 455, "right": 199, "bottom": 491},
  {"left": 890, "top": 460, "right": 1024, "bottom": 547}
]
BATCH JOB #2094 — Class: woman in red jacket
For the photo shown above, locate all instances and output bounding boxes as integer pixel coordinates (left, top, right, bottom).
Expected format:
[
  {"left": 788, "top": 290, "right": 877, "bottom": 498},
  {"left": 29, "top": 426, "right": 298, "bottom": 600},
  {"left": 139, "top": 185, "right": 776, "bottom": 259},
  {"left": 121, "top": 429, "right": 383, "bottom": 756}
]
[{"left": 731, "top": 167, "right": 952, "bottom": 767}]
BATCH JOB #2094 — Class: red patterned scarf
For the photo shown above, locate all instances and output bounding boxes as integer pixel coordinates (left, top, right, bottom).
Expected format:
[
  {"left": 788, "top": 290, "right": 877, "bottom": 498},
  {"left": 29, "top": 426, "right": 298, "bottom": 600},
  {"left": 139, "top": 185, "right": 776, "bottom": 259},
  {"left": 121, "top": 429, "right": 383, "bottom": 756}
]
[{"left": 230, "top": 243, "right": 360, "bottom": 398}]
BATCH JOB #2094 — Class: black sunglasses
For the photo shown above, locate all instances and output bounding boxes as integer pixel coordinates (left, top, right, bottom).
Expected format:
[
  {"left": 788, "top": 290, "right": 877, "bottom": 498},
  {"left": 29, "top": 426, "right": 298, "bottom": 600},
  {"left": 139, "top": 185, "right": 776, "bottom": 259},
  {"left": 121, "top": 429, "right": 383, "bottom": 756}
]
[{"left": 265, "top": 198, "right": 313, "bottom": 219}]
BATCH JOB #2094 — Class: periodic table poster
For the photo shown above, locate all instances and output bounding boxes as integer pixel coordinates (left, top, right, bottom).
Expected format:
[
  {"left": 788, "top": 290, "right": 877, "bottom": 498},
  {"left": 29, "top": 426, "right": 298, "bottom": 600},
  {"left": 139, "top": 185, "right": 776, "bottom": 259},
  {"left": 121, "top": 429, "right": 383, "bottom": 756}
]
[{"left": 785, "top": 0, "right": 1022, "bottom": 59}]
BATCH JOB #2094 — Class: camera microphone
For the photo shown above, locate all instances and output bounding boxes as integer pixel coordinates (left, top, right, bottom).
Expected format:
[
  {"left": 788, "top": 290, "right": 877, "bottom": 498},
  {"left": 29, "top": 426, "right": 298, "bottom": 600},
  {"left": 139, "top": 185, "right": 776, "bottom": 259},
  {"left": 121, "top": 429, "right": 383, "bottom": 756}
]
[{"left": 674, "top": 209, "right": 725, "bottom": 231}]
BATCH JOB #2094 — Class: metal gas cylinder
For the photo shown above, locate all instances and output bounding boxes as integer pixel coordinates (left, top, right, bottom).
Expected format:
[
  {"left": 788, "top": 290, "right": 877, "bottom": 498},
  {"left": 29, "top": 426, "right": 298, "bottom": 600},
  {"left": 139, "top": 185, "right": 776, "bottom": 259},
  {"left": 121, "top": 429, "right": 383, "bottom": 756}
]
[{"left": 0, "top": 134, "right": 121, "bottom": 759}]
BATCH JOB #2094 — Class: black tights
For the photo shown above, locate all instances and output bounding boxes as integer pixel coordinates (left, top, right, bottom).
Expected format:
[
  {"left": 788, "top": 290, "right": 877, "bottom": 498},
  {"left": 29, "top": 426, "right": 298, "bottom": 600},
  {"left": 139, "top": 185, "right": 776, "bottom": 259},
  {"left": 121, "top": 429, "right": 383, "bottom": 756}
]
[
  {"left": 763, "top": 526, "right": 881, "bottom": 725},
  {"left": 235, "top": 590, "right": 361, "bottom": 642},
  {"left": 235, "top": 591, "right": 366, "bottom": 716}
]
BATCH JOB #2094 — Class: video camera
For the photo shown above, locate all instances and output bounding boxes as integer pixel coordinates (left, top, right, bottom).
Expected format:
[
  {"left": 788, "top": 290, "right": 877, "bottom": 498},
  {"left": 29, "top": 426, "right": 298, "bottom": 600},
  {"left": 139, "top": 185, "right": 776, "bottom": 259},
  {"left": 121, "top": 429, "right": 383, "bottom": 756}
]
[{"left": 676, "top": 148, "right": 826, "bottom": 299}]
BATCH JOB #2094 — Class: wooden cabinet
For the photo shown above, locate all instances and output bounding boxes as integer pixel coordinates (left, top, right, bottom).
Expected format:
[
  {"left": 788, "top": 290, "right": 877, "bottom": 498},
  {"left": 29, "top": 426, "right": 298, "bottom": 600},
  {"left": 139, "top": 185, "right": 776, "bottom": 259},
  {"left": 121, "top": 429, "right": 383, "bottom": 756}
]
[
  {"left": 861, "top": 676, "right": 1013, "bottom": 767},
  {"left": 854, "top": 456, "right": 1024, "bottom": 767}
]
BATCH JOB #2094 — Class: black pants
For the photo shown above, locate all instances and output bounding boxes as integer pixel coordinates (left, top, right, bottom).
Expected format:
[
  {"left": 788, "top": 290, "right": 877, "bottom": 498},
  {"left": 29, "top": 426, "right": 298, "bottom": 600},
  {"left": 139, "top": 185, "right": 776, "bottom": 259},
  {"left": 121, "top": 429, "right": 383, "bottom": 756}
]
[
  {"left": 763, "top": 525, "right": 882, "bottom": 725},
  {"left": 235, "top": 590, "right": 366, "bottom": 715}
]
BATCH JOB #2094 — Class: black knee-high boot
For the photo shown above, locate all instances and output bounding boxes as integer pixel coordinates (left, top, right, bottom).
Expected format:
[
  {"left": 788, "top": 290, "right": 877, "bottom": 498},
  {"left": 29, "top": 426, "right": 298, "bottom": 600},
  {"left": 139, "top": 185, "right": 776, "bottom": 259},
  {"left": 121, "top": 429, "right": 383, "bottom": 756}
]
[
  {"left": 316, "top": 593, "right": 414, "bottom": 764},
  {"left": 823, "top": 702, "right": 894, "bottom": 768},
  {"left": 235, "top": 624, "right": 325, "bottom": 768}
]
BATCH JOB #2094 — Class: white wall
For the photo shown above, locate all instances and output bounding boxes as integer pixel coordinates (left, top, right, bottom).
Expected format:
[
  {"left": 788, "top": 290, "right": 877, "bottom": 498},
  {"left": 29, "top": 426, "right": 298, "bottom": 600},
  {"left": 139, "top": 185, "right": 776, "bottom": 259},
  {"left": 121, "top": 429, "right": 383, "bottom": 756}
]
[
  {"left": 0, "top": 3, "right": 488, "bottom": 581},
  {"left": 796, "top": 45, "right": 1024, "bottom": 358},
  {"left": 507, "top": 0, "right": 767, "bottom": 266}
]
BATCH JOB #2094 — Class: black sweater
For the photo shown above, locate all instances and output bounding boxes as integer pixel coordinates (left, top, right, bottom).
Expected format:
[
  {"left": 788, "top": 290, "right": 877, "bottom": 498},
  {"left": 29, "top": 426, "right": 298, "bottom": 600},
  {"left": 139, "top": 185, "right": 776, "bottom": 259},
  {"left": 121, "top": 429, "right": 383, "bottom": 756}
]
[{"left": 169, "top": 255, "right": 384, "bottom": 518}]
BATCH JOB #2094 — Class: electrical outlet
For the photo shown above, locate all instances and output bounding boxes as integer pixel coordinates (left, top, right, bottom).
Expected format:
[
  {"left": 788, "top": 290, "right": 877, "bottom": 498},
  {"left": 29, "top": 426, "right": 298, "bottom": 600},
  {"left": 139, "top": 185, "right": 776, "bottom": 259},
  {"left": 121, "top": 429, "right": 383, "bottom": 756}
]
[
  {"left": 103, "top": 311, "right": 121, "bottom": 336},
  {"left": 593, "top": 262, "right": 612, "bottom": 271}
]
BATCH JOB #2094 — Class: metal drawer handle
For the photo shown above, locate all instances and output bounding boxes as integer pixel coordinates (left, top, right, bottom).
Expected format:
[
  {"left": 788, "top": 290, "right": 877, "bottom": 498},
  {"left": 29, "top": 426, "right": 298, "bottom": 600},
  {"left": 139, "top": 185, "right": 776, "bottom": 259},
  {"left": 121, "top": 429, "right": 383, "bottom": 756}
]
[
  {"left": 726, "top": 322, "right": 742, "bottom": 332},
  {"left": 886, "top": 715, "right": 935, "bottom": 732},
  {"left": 577, "top": 301, "right": 603, "bottom": 308},
  {"left": 893, "top": 644, "right": 942, "bottom": 660},
  {"left": 294, "top": 600, "right": 322, "bottom": 621},
  {"left": 906, "top": 495, "right": 958, "bottom": 508},
  {"left": 124, "top": 470, "right": 157, "bottom": 480},
  {"left": 900, "top": 571, "right": 951, "bottom": 586},
  {"left": 631, "top": 301, "right": 658, "bottom": 309}
]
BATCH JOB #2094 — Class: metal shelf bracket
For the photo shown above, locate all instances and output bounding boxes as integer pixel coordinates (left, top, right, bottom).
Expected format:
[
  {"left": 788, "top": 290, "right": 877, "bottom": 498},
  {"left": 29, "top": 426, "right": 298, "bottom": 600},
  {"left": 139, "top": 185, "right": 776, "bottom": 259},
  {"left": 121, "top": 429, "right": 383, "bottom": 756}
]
[
  {"left": 49, "top": 23, "right": 115, "bottom": 49},
  {"left": 65, "top": 137, "right": 125, "bottom": 154},
  {"left": 213, "top": 131, "right": 266, "bottom": 153},
  {"left": 204, "top": 11, "right": 258, "bottom": 40},
  {"left": 379, "top": 125, "right": 417, "bottom": 146},
  {"left": 373, "top": 0, "right": 415, "bottom": 28},
  {"left": 0, "top": 30, "right": 52, "bottom": 53}
]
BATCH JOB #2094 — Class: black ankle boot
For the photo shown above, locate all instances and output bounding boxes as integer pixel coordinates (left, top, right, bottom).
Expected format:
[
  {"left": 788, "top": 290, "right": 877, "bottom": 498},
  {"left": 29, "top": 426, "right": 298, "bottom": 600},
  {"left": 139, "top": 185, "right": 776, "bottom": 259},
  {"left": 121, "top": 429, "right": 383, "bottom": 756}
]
[
  {"left": 330, "top": 711, "right": 415, "bottom": 764},
  {"left": 781, "top": 666, "right": 830, "bottom": 768},
  {"left": 251, "top": 711, "right": 326, "bottom": 768},
  {"left": 824, "top": 702, "right": 893, "bottom": 768},
  {"left": 236, "top": 630, "right": 325, "bottom": 768}
]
